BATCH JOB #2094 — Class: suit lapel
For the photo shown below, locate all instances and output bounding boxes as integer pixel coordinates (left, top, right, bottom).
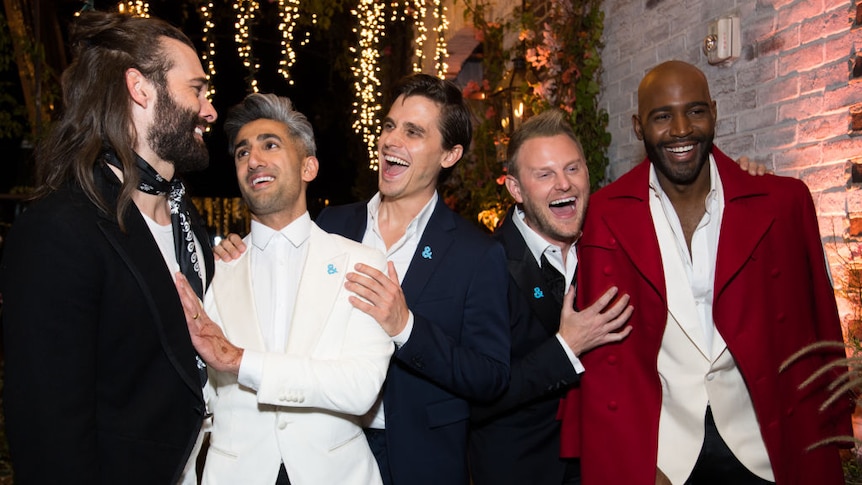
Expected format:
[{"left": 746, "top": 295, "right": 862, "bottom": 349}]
[
  {"left": 211, "top": 251, "right": 266, "bottom": 350},
  {"left": 496, "top": 213, "right": 561, "bottom": 335},
  {"left": 97, "top": 196, "right": 203, "bottom": 400},
  {"left": 601, "top": 163, "right": 668, "bottom": 312},
  {"left": 401, "top": 198, "right": 456, "bottom": 305},
  {"left": 285, "top": 226, "right": 345, "bottom": 354},
  {"left": 713, "top": 150, "right": 772, "bottom": 326}
]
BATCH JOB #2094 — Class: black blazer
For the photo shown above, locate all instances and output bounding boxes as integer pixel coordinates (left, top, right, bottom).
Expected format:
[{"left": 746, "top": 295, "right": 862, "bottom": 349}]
[
  {"left": 0, "top": 162, "right": 214, "bottom": 484},
  {"left": 469, "top": 209, "right": 580, "bottom": 485},
  {"left": 317, "top": 197, "right": 510, "bottom": 485}
]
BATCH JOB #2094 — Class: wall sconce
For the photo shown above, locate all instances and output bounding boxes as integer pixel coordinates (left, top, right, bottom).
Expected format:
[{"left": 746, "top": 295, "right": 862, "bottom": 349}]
[{"left": 497, "top": 57, "right": 532, "bottom": 134}]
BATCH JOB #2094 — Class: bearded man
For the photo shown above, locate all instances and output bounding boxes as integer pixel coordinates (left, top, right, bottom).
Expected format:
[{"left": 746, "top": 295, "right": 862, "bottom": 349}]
[{"left": 0, "top": 12, "right": 217, "bottom": 485}]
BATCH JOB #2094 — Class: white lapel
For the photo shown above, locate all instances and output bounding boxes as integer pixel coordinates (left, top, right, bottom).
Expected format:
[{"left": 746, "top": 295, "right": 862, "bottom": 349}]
[
  {"left": 211, "top": 246, "right": 267, "bottom": 351},
  {"left": 284, "top": 226, "right": 347, "bottom": 354}
]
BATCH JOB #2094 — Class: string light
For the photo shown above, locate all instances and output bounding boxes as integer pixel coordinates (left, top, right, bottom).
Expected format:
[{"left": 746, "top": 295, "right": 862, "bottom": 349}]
[
  {"left": 276, "top": 0, "right": 300, "bottom": 84},
  {"left": 409, "top": 1, "right": 428, "bottom": 73},
  {"left": 234, "top": 0, "right": 260, "bottom": 92},
  {"left": 351, "top": 0, "right": 386, "bottom": 168},
  {"left": 432, "top": 0, "right": 449, "bottom": 78},
  {"left": 199, "top": 1, "right": 216, "bottom": 98},
  {"left": 118, "top": 1, "right": 149, "bottom": 18}
]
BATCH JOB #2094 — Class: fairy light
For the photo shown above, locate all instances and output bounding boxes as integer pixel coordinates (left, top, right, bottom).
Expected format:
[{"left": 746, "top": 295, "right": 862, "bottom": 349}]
[
  {"left": 432, "top": 0, "right": 449, "bottom": 78},
  {"left": 118, "top": 1, "right": 149, "bottom": 18},
  {"left": 199, "top": 1, "right": 217, "bottom": 98},
  {"left": 234, "top": 0, "right": 260, "bottom": 92},
  {"left": 276, "top": 0, "right": 300, "bottom": 84},
  {"left": 350, "top": 0, "right": 386, "bottom": 168},
  {"left": 409, "top": 0, "right": 428, "bottom": 73}
]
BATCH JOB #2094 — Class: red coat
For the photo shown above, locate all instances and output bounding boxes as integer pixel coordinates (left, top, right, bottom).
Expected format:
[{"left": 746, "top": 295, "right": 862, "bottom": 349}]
[{"left": 558, "top": 148, "right": 850, "bottom": 484}]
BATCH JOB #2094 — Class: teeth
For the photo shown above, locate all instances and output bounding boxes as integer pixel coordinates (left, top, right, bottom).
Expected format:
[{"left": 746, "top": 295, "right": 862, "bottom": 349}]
[
  {"left": 550, "top": 197, "right": 576, "bottom": 207},
  {"left": 194, "top": 127, "right": 204, "bottom": 136},
  {"left": 667, "top": 145, "right": 694, "bottom": 153},
  {"left": 252, "top": 176, "right": 274, "bottom": 185},
  {"left": 384, "top": 155, "right": 409, "bottom": 166}
]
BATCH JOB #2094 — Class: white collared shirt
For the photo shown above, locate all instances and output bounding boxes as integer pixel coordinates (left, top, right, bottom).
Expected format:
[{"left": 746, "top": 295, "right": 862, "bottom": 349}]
[
  {"left": 648, "top": 155, "right": 724, "bottom": 356},
  {"left": 360, "top": 191, "right": 437, "bottom": 429},
  {"left": 511, "top": 206, "right": 584, "bottom": 372},
  {"left": 238, "top": 213, "right": 312, "bottom": 390}
]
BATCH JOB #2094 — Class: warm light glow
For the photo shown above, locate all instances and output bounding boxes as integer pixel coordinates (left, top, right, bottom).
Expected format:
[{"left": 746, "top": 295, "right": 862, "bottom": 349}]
[
  {"left": 351, "top": 0, "right": 386, "bottom": 169},
  {"left": 235, "top": 0, "right": 261, "bottom": 93},
  {"left": 200, "top": 2, "right": 216, "bottom": 98},
  {"left": 119, "top": 1, "right": 149, "bottom": 17},
  {"left": 276, "top": 0, "right": 300, "bottom": 85}
]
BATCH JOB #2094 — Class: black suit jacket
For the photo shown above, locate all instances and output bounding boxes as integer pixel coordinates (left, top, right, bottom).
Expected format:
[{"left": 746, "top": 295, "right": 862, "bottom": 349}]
[
  {"left": 316, "top": 197, "right": 510, "bottom": 485},
  {"left": 469, "top": 209, "right": 580, "bottom": 485},
  {"left": 0, "top": 162, "right": 214, "bottom": 484}
]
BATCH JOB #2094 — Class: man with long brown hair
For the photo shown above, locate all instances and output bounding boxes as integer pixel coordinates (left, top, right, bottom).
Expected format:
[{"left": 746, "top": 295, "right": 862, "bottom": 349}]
[{"left": 0, "top": 11, "right": 217, "bottom": 484}]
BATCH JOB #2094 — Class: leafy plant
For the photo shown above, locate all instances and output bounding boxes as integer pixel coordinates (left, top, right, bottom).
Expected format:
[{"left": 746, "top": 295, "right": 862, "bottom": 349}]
[{"left": 443, "top": 0, "right": 611, "bottom": 231}]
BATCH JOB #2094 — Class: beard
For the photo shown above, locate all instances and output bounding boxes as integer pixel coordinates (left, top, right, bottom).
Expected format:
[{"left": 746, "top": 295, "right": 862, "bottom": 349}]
[
  {"left": 644, "top": 137, "right": 713, "bottom": 186},
  {"left": 147, "top": 86, "right": 210, "bottom": 173}
]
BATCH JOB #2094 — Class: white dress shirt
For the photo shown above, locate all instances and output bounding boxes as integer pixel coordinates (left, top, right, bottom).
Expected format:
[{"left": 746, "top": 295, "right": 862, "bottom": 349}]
[
  {"left": 238, "top": 213, "right": 311, "bottom": 390},
  {"left": 648, "top": 156, "right": 723, "bottom": 356},
  {"left": 511, "top": 206, "right": 584, "bottom": 372},
  {"left": 360, "top": 191, "right": 437, "bottom": 429}
]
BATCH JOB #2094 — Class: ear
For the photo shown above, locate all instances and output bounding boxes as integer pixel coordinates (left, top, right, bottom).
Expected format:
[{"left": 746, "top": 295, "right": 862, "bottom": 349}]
[
  {"left": 710, "top": 100, "right": 717, "bottom": 120},
  {"left": 440, "top": 144, "right": 463, "bottom": 169},
  {"left": 632, "top": 114, "right": 644, "bottom": 141},
  {"left": 504, "top": 174, "right": 524, "bottom": 203},
  {"left": 301, "top": 156, "right": 319, "bottom": 183},
  {"left": 126, "top": 68, "right": 153, "bottom": 109}
]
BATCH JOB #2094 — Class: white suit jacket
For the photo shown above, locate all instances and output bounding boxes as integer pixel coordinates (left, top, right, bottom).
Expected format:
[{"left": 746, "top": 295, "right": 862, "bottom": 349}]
[{"left": 201, "top": 223, "right": 393, "bottom": 485}]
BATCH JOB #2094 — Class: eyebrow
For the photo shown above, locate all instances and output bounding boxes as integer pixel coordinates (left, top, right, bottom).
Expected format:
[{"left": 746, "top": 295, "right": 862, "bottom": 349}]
[
  {"left": 647, "top": 101, "right": 710, "bottom": 117},
  {"left": 233, "top": 133, "right": 284, "bottom": 152}
]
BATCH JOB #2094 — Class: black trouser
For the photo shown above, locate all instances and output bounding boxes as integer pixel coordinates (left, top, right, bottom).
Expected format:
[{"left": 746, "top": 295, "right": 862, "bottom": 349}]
[{"left": 684, "top": 406, "right": 774, "bottom": 485}]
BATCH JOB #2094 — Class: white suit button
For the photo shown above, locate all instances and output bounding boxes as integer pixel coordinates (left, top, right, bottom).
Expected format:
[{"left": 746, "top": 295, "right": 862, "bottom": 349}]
[{"left": 278, "top": 420, "right": 288, "bottom": 430}]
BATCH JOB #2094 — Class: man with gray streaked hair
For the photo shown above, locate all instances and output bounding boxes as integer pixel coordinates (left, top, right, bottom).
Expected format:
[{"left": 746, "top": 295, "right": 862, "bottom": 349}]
[{"left": 176, "top": 92, "right": 394, "bottom": 485}]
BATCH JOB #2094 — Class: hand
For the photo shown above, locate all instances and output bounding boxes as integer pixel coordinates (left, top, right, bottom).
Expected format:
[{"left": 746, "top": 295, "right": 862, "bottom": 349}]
[
  {"left": 174, "top": 272, "right": 243, "bottom": 375},
  {"left": 344, "top": 262, "right": 409, "bottom": 336},
  {"left": 559, "top": 286, "right": 633, "bottom": 356},
  {"left": 736, "top": 156, "right": 772, "bottom": 176},
  {"left": 213, "top": 233, "right": 246, "bottom": 262}
]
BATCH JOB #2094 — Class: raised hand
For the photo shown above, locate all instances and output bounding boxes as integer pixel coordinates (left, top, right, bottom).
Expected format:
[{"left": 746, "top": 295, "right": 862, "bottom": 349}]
[{"left": 558, "top": 286, "right": 633, "bottom": 356}]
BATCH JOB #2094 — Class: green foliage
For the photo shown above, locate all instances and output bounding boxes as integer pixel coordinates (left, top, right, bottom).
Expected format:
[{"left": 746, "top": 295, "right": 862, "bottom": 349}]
[
  {"left": 444, "top": 0, "right": 611, "bottom": 230},
  {"left": 0, "top": 10, "right": 28, "bottom": 140}
]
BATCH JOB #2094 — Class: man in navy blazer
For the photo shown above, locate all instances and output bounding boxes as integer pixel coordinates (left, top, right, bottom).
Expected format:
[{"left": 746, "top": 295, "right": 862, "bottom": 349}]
[
  {"left": 468, "top": 110, "right": 633, "bottom": 485},
  {"left": 314, "top": 73, "right": 510, "bottom": 485}
]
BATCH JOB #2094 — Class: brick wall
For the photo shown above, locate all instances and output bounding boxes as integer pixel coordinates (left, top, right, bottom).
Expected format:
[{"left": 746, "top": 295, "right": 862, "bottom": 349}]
[{"left": 600, "top": 0, "right": 862, "bottom": 321}]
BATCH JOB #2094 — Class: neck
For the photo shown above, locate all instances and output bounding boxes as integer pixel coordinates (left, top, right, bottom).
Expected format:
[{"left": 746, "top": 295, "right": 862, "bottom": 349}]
[
  {"left": 655, "top": 163, "right": 710, "bottom": 208},
  {"left": 133, "top": 191, "right": 171, "bottom": 225},
  {"left": 254, "top": 207, "right": 307, "bottom": 232},
  {"left": 136, "top": 146, "right": 176, "bottom": 181}
]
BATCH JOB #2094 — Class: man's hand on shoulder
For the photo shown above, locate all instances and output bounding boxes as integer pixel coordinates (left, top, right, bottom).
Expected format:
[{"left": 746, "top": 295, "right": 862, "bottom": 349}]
[
  {"left": 175, "top": 272, "right": 243, "bottom": 375},
  {"left": 736, "top": 156, "right": 772, "bottom": 176},
  {"left": 213, "top": 233, "right": 247, "bottom": 262},
  {"left": 559, "top": 286, "right": 633, "bottom": 356},
  {"left": 345, "top": 261, "right": 409, "bottom": 337}
]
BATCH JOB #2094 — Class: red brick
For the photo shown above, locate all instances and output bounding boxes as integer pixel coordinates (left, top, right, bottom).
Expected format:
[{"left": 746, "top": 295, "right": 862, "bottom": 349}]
[
  {"left": 824, "top": 136, "right": 862, "bottom": 163},
  {"left": 778, "top": 93, "right": 824, "bottom": 122},
  {"left": 755, "top": 123, "right": 798, "bottom": 149},
  {"left": 799, "top": 112, "right": 852, "bottom": 142},
  {"left": 800, "top": 60, "right": 850, "bottom": 93},
  {"left": 800, "top": 10, "right": 853, "bottom": 45},
  {"left": 852, "top": 104, "right": 862, "bottom": 132},
  {"left": 758, "top": 76, "right": 800, "bottom": 104},
  {"left": 824, "top": 83, "right": 862, "bottom": 112},
  {"left": 779, "top": 43, "right": 825, "bottom": 76},
  {"left": 744, "top": 15, "right": 779, "bottom": 46},
  {"left": 775, "top": 141, "right": 824, "bottom": 169},
  {"left": 800, "top": 161, "right": 847, "bottom": 191},
  {"left": 778, "top": 1, "right": 827, "bottom": 28},
  {"left": 757, "top": 0, "right": 800, "bottom": 12},
  {"left": 824, "top": 35, "right": 853, "bottom": 64}
]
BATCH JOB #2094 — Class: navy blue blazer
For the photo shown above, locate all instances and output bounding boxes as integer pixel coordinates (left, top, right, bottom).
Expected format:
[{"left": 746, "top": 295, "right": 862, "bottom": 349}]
[
  {"left": 469, "top": 209, "right": 581, "bottom": 485},
  {"left": 316, "top": 196, "right": 510, "bottom": 485}
]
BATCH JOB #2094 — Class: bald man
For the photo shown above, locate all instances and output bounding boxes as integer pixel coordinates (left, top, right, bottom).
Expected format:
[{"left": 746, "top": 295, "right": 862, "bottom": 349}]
[{"left": 558, "top": 60, "right": 850, "bottom": 485}]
